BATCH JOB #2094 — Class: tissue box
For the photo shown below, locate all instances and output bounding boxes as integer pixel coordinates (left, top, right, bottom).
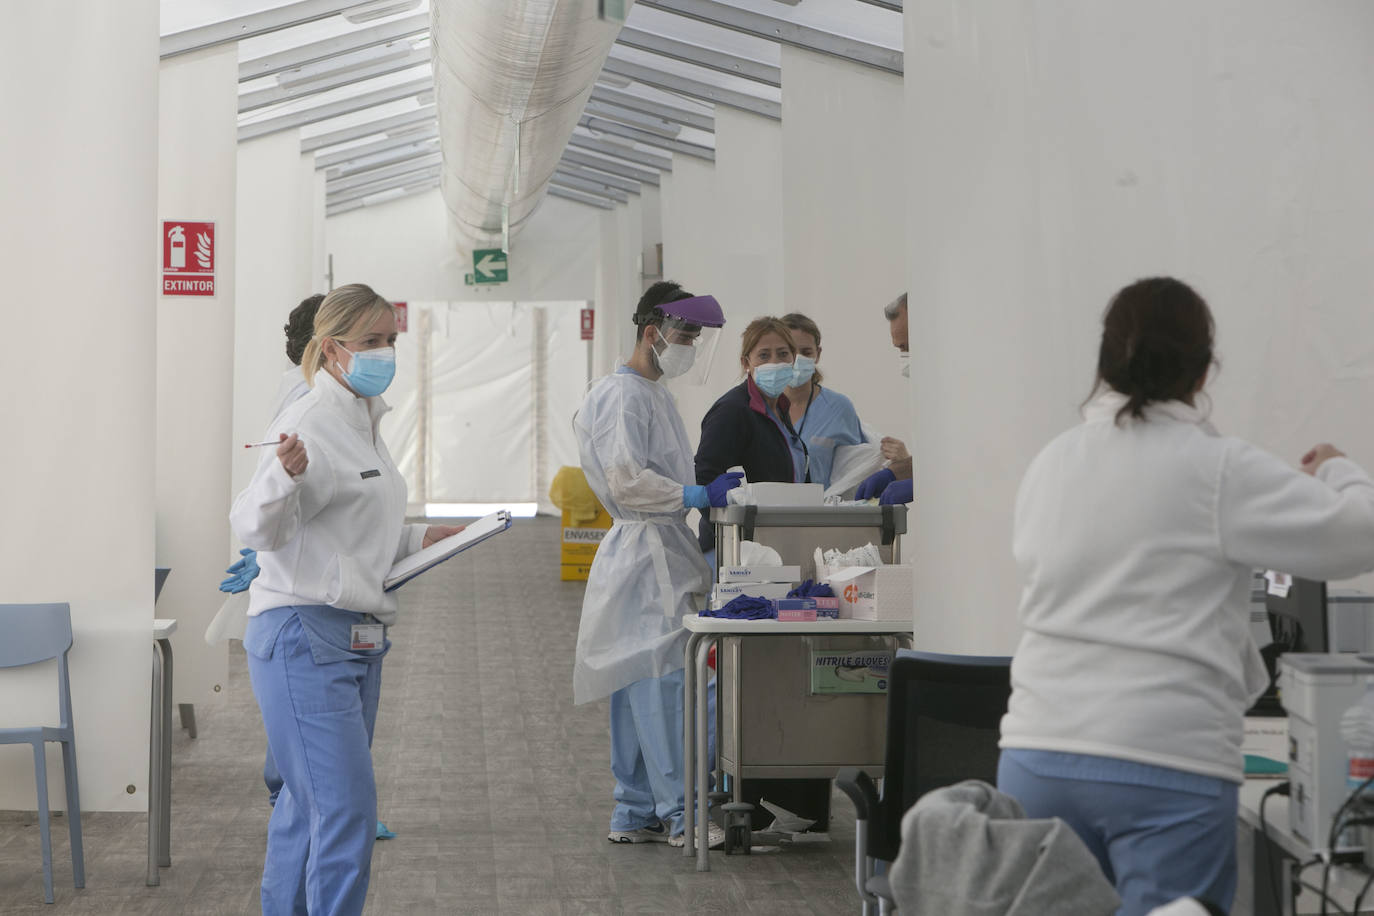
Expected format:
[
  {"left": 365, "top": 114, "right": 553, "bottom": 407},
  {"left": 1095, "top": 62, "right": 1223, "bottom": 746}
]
[
  {"left": 719, "top": 565, "right": 802, "bottom": 583},
  {"left": 824, "top": 565, "right": 914, "bottom": 620},
  {"left": 712, "top": 581, "right": 794, "bottom": 605}
]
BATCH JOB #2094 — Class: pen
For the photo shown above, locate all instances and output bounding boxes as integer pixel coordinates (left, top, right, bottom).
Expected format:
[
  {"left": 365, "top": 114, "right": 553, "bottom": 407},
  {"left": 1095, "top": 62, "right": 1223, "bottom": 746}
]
[{"left": 244, "top": 440, "right": 283, "bottom": 448}]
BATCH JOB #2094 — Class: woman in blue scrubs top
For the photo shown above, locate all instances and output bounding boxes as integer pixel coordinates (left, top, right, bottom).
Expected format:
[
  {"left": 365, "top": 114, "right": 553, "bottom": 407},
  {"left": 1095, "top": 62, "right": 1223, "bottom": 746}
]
[{"left": 779, "top": 313, "right": 865, "bottom": 489}]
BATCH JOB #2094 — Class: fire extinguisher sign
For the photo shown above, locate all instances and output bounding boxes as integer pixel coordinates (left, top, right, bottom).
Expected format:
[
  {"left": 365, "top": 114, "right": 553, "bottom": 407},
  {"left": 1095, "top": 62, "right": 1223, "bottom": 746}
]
[{"left": 161, "top": 220, "right": 215, "bottom": 297}]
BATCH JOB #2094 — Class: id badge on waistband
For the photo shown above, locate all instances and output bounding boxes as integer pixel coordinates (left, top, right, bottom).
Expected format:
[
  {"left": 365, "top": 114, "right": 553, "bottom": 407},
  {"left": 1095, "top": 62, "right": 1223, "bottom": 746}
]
[{"left": 350, "top": 623, "right": 384, "bottom": 651}]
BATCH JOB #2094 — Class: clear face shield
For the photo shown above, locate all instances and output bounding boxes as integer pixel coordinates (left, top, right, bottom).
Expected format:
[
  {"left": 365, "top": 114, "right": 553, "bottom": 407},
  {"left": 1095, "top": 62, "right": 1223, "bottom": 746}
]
[{"left": 640, "top": 294, "right": 725, "bottom": 386}]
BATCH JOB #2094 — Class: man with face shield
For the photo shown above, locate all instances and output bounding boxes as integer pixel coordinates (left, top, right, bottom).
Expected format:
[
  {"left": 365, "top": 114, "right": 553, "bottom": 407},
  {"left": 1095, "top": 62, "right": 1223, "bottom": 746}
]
[{"left": 573, "top": 281, "right": 741, "bottom": 849}]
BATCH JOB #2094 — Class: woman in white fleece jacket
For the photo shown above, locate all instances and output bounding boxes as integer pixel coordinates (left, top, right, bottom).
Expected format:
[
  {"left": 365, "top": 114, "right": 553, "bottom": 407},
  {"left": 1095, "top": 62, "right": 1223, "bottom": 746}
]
[
  {"left": 998, "top": 277, "right": 1374, "bottom": 916},
  {"left": 230, "top": 284, "right": 460, "bottom": 916}
]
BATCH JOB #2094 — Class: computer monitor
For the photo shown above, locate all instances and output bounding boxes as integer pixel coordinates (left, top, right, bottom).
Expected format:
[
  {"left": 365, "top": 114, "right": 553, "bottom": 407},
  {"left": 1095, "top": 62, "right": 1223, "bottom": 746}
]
[
  {"left": 1248, "top": 574, "right": 1329, "bottom": 715},
  {"left": 1266, "top": 575, "right": 1329, "bottom": 655}
]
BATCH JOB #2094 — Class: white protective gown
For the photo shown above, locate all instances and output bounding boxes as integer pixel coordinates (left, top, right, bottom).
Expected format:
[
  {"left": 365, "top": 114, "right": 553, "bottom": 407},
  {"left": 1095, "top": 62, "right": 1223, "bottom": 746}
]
[{"left": 573, "top": 369, "right": 712, "bottom": 705}]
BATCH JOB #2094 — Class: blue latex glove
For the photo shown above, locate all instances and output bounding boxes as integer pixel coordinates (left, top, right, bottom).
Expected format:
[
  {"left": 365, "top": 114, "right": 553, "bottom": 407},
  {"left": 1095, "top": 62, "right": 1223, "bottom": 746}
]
[
  {"left": 683, "top": 485, "right": 709, "bottom": 510},
  {"left": 699, "top": 595, "right": 775, "bottom": 620},
  {"left": 219, "top": 548, "right": 260, "bottom": 594},
  {"left": 376, "top": 820, "right": 396, "bottom": 840},
  {"left": 856, "top": 468, "right": 896, "bottom": 501},
  {"left": 706, "top": 471, "right": 745, "bottom": 508},
  {"left": 787, "top": 580, "right": 835, "bottom": 599},
  {"left": 878, "top": 477, "right": 914, "bottom": 506}
]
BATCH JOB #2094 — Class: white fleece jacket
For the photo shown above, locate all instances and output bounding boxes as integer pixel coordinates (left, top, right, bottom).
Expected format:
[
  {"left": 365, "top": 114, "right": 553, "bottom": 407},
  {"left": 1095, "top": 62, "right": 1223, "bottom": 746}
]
[
  {"left": 1000, "top": 391, "right": 1374, "bottom": 783},
  {"left": 229, "top": 371, "right": 426, "bottom": 625}
]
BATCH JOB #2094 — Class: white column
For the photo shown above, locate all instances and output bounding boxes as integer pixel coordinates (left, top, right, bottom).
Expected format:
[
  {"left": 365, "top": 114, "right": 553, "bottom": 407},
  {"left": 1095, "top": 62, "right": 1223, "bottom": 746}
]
[
  {"left": 156, "top": 46, "right": 238, "bottom": 714},
  {"left": 904, "top": 1, "right": 1374, "bottom": 653},
  {"left": 780, "top": 46, "right": 908, "bottom": 442},
  {"left": 0, "top": 1, "right": 158, "bottom": 811},
  {"left": 232, "top": 135, "right": 319, "bottom": 499},
  {"left": 659, "top": 108, "right": 786, "bottom": 443}
]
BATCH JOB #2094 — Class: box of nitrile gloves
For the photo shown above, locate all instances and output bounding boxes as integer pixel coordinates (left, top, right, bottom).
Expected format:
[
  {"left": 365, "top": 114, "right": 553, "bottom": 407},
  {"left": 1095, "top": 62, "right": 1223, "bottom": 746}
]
[{"left": 774, "top": 597, "right": 840, "bottom": 613}]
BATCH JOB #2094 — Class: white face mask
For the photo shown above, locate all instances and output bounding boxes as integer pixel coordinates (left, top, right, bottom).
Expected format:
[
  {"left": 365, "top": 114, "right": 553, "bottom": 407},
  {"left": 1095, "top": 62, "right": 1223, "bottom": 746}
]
[
  {"left": 899, "top": 352, "right": 911, "bottom": 378},
  {"left": 654, "top": 340, "right": 697, "bottom": 379}
]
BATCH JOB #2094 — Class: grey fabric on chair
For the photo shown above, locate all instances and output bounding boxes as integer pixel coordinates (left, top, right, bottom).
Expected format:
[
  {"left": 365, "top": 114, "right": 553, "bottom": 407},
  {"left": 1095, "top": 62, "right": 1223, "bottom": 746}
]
[{"left": 887, "top": 780, "right": 1119, "bottom": 916}]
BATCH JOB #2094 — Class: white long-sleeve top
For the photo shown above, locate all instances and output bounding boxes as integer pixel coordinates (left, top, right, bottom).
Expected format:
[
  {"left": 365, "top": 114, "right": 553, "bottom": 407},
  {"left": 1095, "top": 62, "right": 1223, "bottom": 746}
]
[
  {"left": 229, "top": 371, "right": 426, "bottom": 625},
  {"left": 1001, "top": 391, "right": 1374, "bottom": 783}
]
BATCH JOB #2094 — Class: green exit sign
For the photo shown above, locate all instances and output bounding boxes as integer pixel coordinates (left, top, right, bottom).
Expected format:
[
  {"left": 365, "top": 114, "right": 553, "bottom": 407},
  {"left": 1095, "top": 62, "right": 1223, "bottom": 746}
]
[{"left": 472, "top": 248, "right": 508, "bottom": 284}]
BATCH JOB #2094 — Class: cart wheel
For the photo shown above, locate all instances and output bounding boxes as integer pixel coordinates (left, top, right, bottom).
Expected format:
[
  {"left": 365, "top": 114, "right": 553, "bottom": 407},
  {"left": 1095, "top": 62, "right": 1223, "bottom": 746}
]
[{"left": 727, "top": 822, "right": 751, "bottom": 855}]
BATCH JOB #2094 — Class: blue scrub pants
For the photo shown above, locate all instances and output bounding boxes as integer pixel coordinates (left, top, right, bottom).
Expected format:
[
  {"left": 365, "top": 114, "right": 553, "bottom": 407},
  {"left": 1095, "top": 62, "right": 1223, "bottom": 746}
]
[
  {"left": 245, "top": 607, "right": 386, "bottom": 916},
  {"left": 265, "top": 746, "right": 283, "bottom": 807},
  {"left": 997, "top": 752, "right": 1237, "bottom": 915},
  {"left": 609, "top": 669, "right": 715, "bottom": 836}
]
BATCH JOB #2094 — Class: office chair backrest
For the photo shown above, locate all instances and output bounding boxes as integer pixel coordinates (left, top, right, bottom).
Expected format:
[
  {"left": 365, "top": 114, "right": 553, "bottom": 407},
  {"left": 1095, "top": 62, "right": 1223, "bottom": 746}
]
[
  {"left": 873, "top": 649, "right": 1012, "bottom": 861},
  {"left": 0, "top": 603, "right": 73, "bottom": 669}
]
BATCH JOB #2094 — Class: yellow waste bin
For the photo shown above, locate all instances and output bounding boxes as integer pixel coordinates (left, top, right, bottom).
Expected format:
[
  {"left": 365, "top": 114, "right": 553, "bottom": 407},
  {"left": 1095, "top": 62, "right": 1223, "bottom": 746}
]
[{"left": 549, "top": 467, "right": 612, "bottom": 581}]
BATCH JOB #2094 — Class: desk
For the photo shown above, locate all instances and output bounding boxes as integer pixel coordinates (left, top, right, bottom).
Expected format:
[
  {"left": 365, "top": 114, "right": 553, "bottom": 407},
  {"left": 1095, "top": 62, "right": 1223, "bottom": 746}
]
[
  {"left": 147, "top": 618, "right": 176, "bottom": 886},
  {"left": 1239, "top": 779, "right": 1374, "bottom": 915},
  {"left": 681, "top": 616, "right": 914, "bottom": 871}
]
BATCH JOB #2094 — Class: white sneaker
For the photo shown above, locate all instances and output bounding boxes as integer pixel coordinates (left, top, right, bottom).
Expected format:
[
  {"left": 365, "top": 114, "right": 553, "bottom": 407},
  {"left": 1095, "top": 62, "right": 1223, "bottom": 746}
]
[
  {"left": 668, "top": 821, "right": 726, "bottom": 849},
  {"left": 608, "top": 821, "right": 670, "bottom": 844}
]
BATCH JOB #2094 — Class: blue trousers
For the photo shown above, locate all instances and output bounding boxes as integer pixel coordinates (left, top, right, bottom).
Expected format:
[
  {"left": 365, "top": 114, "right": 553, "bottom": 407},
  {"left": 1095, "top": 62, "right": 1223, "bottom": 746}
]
[
  {"left": 245, "top": 607, "right": 386, "bottom": 916},
  {"left": 265, "top": 745, "right": 283, "bottom": 807},
  {"left": 997, "top": 751, "right": 1237, "bottom": 916},
  {"left": 609, "top": 669, "right": 715, "bottom": 836}
]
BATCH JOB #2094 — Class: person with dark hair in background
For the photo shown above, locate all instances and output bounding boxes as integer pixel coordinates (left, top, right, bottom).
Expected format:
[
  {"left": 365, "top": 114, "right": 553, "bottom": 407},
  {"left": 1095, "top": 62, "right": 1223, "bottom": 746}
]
[
  {"left": 573, "top": 280, "right": 740, "bottom": 849},
  {"left": 778, "top": 313, "right": 866, "bottom": 489},
  {"left": 997, "top": 276, "right": 1374, "bottom": 914}
]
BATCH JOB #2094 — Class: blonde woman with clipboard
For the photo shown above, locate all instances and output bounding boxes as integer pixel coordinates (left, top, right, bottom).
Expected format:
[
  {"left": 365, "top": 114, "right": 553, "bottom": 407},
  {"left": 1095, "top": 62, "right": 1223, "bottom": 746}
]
[{"left": 230, "top": 284, "right": 462, "bottom": 916}]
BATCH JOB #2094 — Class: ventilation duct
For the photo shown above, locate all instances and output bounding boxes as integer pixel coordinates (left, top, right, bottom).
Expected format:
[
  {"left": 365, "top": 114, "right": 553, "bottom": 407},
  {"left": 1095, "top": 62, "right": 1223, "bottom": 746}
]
[{"left": 431, "top": 0, "right": 629, "bottom": 253}]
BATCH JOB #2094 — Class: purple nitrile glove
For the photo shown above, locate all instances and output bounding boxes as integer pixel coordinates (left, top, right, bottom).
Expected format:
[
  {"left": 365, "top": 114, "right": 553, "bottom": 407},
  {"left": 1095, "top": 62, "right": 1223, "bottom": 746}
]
[
  {"left": 878, "top": 477, "right": 914, "bottom": 506},
  {"left": 856, "top": 468, "right": 896, "bottom": 501},
  {"left": 706, "top": 471, "right": 745, "bottom": 508}
]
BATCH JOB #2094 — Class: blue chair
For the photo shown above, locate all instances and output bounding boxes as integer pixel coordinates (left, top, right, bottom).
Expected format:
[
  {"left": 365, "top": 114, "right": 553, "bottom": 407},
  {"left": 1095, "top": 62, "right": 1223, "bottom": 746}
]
[
  {"left": 0, "top": 603, "right": 85, "bottom": 904},
  {"left": 836, "top": 649, "right": 1012, "bottom": 915}
]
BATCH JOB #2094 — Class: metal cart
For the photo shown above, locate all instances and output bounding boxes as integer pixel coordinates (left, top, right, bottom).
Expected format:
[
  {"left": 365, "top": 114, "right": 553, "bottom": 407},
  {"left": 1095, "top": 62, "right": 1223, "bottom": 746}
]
[{"left": 683, "top": 504, "right": 911, "bottom": 864}]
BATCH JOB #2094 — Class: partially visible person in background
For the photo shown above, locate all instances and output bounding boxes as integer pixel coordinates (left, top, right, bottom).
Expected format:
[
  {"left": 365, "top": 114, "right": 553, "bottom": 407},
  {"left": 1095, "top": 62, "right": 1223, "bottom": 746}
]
[
  {"left": 778, "top": 312, "right": 865, "bottom": 489},
  {"left": 857, "top": 293, "right": 914, "bottom": 504}
]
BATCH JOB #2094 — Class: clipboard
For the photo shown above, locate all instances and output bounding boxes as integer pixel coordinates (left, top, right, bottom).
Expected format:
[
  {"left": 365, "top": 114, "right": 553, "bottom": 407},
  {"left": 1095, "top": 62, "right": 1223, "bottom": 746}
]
[{"left": 384, "top": 510, "right": 513, "bottom": 592}]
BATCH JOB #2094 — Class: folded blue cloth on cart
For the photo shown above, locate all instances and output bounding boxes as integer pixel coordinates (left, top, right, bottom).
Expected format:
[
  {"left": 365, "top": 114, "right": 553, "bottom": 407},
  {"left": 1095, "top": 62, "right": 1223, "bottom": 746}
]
[
  {"left": 787, "top": 579, "right": 834, "bottom": 599},
  {"left": 699, "top": 595, "right": 775, "bottom": 620}
]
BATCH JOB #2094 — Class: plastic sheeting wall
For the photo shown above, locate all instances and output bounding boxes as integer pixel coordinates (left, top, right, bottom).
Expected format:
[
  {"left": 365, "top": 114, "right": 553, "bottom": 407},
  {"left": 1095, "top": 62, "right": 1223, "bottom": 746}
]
[
  {"left": 326, "top": 188, "right": 599, "bottom": 303},
  {"left": 905, "top": 1, "right": 1374, "bottom": 654},
  {"left": 0, "top": 0, "right": 158, "bottom": 812},
  {"left": 380, "top": 301, "right": 589, "bottom": 514}
]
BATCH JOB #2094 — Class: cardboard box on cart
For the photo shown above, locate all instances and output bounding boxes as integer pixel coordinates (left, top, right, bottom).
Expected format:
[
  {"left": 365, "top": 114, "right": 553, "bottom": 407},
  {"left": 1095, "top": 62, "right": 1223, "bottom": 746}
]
[
  {"left": 559, "top": 506, "right": 613, "bottom": 581},
  {"left": 824, "top": 565, "right": 914, "bottom": 620}
]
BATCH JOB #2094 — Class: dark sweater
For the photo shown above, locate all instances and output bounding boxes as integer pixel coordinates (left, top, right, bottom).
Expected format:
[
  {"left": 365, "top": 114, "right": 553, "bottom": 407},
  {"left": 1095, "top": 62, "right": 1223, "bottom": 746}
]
[{"left": 694, "top": 377, "right": 797, "bottom": 552}]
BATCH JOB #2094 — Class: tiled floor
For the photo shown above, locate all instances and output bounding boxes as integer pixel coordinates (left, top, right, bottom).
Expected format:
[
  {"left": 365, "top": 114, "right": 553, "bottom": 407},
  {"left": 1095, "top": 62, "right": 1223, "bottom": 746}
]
[{"left": 0, "top": 517, "right": 861, "bottom": 915}]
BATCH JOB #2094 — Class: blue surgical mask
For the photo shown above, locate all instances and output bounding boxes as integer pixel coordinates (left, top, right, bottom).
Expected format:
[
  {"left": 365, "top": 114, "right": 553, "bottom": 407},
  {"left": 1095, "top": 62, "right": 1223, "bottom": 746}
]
[
  {"left": 753, "top": 362, "right": 793, "bottom": 398},
  {"left": 791, "top": 356, "right": 816, "bottom": 388},
  {"left": 337, "top": 345, "right": 396, "bottom": 397}
]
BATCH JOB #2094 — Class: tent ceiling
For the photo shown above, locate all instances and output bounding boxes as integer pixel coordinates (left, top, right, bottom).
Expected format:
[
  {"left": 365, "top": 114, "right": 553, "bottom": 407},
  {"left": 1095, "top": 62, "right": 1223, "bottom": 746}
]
[{"left": 159, "top": 0, "right": 901, "bottom": 218}]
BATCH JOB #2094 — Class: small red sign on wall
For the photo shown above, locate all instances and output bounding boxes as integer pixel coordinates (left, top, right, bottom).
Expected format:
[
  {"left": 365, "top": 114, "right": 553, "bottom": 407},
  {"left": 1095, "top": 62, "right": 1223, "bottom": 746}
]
[
  {"left": 393, "top": 302, "right": 408, "bottom": 332},
  {"left": 581, "top": 308, "right": 595, "bottom": 341},
  {"left": 161, "top": 220, "right": 215, "bottom": 297}
]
